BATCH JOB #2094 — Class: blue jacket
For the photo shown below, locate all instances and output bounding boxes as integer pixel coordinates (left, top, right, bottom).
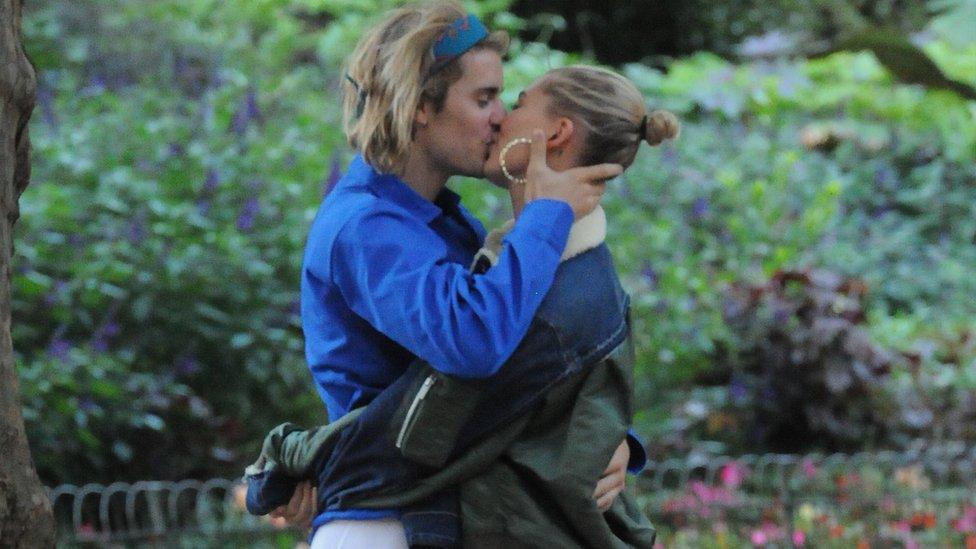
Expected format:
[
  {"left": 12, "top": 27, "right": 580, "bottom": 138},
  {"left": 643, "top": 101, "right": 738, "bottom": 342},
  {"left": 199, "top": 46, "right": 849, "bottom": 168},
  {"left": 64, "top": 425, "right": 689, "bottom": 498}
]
[{"left": 301, "top": 155, "right": 574, "bottom": 422}]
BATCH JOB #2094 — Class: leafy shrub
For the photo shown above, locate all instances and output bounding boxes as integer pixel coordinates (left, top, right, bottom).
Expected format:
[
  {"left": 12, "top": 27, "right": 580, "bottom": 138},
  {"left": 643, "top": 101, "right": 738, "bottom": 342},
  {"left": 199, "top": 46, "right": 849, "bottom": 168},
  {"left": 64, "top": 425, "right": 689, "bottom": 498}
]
[{"left": 690, "top": 269, "right": 898, "bottom": 453}]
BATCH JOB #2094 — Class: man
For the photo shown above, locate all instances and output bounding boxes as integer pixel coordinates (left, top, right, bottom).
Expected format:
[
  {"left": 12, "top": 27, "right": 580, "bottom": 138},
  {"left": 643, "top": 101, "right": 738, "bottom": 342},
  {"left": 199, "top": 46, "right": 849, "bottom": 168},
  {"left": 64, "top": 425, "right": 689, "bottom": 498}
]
[{"left": 280, "top": 2, "right": 642, "bottom": 545}]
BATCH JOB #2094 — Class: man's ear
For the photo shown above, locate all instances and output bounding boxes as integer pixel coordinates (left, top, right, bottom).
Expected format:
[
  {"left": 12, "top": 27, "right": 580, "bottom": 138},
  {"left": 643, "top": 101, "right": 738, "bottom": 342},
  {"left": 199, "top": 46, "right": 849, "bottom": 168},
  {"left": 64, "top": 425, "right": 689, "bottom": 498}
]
[
  {"left": 548, "top": 117, "right": 575, "bottom": 149},
  {"left": 414, "top": 100, "right": 431, "bottom": 128}
]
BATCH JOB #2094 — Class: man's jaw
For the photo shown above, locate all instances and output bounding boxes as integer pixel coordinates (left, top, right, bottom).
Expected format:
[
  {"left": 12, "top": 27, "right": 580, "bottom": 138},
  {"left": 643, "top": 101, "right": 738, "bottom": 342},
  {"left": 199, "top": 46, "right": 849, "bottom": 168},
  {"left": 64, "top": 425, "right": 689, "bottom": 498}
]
[{"left": 484, "top": 136, "right": 497, "bottom": 162}]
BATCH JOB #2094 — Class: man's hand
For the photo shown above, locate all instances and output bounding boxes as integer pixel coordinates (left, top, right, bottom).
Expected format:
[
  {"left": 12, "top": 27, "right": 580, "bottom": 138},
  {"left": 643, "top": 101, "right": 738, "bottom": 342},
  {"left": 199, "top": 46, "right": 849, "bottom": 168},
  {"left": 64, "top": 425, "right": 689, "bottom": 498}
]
[
  {"left": 524, "top": 129, "right": 621, "bottom": 220},
  {"left": 594, "top": 439, "right": 630, "bottom": 513},
  {"left": 269, "top": 480, "right": 317, "bottom": 529}
]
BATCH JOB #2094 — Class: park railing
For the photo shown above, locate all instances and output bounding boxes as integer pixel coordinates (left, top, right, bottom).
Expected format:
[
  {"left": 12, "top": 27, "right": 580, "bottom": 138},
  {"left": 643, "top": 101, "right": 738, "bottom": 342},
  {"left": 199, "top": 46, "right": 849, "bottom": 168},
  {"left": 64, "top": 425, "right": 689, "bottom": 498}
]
[{"left": 49, "top": 445, "right": 976, "bottom": 547}]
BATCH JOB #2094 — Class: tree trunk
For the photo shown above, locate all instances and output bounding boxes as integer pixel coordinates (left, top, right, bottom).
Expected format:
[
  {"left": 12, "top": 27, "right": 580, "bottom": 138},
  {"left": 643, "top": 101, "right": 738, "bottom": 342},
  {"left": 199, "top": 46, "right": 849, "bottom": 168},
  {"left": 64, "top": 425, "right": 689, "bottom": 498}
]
[{"left": 0, "top": 0, "right": 56, "bottom": 546}]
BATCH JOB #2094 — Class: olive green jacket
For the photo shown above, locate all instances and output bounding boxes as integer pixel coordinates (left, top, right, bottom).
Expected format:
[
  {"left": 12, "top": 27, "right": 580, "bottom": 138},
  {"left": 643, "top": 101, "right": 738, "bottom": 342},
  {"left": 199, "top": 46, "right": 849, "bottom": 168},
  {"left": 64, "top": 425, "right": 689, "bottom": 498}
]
[{"left": 249, "top": 335, "right": 654, "bottom": 548}]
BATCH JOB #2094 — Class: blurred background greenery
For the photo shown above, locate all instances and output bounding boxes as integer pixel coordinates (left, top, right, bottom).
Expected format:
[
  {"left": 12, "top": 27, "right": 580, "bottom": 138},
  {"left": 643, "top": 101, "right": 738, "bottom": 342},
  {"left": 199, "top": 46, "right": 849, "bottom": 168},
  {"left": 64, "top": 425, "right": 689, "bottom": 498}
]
[{"left": 17, "top": 0, "right": 976, "bottom": 487}]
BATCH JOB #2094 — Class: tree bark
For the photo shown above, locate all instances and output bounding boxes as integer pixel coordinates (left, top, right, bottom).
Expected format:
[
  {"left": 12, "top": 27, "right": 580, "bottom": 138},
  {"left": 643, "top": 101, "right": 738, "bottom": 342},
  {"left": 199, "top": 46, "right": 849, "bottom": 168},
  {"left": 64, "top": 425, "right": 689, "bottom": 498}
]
[{"left": 0, "top": 0, "right": 56, "bottom": 546}]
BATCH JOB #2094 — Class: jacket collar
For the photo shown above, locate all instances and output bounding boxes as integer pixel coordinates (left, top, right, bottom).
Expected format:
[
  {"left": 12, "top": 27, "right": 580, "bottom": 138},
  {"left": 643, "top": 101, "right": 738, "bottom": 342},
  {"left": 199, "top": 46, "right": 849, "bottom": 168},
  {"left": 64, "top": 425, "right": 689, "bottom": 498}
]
[
  {"left": 348, "top": 154, "right": 461, "bottom": 224},
  {"left": 472, "top": 206, "right": 607, "bottom": 270}
]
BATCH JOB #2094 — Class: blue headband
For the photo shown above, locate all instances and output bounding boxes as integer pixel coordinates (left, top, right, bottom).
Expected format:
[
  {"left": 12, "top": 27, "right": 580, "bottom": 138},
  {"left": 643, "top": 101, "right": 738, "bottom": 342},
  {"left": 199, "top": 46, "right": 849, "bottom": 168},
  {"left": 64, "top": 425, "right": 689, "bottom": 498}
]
[{"left": 431, "top": 14, "right": 489, "bottom": 73}]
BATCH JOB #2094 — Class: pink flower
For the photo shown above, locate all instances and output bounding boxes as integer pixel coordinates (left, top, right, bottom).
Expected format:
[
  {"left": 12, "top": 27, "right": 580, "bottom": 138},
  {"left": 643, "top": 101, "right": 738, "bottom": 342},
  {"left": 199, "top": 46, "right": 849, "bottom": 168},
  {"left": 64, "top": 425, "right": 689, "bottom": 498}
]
[
  {"left": 801, "top": 458, "right": 817, "bottom": 479},
  {"left": 880, "top": 496, "right": 896, "bottom": 513},
  {"left": 890, "top": 520, "right": 911, "bottom": 533},
  {"left": 750, "top": 521, "right": 785, "bottom": 546},
  {"left": 955, "top": 506, "right": 976, "bottom": 533},
  {"left": 792, "top": 530, "right": 806, "bottom": 546},
  {"left": 690, "top": 481, "right": 738, "bottom": 506},
  {"left": 720, "top": 461, "right": 748, "bottom": 488}
]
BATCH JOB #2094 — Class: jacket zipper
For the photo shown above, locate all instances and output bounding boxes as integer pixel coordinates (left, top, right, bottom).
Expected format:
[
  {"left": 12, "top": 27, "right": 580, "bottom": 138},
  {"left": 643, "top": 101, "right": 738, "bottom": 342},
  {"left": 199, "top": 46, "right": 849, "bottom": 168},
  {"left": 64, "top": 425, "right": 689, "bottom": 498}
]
[{"left": 396, "top": 374, "right": 436, "bottom": 450}]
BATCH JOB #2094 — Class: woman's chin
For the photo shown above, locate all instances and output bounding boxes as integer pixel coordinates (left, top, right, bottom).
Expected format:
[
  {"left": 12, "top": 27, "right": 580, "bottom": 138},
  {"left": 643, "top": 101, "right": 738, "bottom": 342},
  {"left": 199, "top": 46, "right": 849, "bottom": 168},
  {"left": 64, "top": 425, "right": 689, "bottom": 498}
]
[{"left": 484, "top": 165, "right": 509, "bottom": 188}]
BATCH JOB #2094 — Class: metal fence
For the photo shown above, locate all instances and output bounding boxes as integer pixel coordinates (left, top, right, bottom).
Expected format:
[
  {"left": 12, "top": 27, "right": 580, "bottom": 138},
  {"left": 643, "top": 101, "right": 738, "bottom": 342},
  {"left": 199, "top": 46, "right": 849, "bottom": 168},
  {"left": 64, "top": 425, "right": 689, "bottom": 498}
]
[
  {"left": 48, "top": 478, "right": 302, "bottom": 547},
  {"left": 49, "top": 445, "right": 976, "bottom": 546}
]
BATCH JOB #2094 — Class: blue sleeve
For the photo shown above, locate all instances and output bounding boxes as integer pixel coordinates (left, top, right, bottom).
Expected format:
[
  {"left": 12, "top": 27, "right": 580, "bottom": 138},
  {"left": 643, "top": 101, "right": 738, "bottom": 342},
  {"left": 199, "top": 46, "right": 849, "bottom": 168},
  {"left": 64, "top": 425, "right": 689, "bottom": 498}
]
[
  {"left": 626, "top": 429, "right": 648, "bottom": 474},
  {"left": 330, "top": 199, "right": 574, "bottom": 379}
]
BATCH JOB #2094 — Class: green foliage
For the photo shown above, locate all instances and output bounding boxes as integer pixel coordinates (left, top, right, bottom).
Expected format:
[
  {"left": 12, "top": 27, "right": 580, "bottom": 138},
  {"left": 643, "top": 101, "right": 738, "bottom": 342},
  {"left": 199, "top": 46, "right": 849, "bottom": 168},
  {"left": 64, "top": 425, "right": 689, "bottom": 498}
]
[
  {"left": 17, "top": 0, "right": 976, "bottom": 483},
  {"left": 20, "top": 0, "right": 341, "bottom": 483},
  {"left": 671, "top": 270, "right": 904, "bottom": 454}
]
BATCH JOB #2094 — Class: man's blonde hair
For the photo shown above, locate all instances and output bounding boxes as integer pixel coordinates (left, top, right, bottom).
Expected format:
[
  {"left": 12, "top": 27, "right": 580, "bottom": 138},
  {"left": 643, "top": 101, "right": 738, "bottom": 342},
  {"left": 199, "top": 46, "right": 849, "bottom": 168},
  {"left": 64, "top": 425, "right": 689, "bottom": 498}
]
[
  {"left": 540, "top": 66, "right": 679, "bottom": 168},
  {"left": 342, "top": 1, "right": 508, "bottom": 175}
]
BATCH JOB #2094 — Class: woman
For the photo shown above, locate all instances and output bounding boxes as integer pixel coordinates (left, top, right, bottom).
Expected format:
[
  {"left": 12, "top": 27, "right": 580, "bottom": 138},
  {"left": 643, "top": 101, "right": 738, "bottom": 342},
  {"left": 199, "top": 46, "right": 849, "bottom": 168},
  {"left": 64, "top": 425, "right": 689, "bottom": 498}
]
[{"left": 247, "top": 64, "right": 678, "bottom": 548}]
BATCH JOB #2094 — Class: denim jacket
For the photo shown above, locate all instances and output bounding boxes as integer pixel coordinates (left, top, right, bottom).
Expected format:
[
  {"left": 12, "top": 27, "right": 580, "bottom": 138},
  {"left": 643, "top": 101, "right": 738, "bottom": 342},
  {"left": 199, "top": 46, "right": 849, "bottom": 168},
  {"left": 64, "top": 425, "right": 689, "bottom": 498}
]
[{"left": 246, "top": 207, "right": 655, "bottom": 547}]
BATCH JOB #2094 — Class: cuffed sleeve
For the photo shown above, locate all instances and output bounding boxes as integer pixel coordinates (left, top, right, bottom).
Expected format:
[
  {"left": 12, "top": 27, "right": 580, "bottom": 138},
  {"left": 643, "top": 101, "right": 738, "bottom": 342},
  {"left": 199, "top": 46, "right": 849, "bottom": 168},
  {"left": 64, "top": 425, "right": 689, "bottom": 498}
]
[{"left": 625, "top": 428, "right": 648, "bottom": 474}]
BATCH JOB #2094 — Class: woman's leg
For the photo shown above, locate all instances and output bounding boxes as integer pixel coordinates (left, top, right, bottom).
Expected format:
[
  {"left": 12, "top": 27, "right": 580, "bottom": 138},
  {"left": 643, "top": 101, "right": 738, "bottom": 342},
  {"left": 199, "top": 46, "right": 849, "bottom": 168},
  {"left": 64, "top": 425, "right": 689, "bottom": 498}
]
[{"left": 309, "top": 519, "right": 409, "bottom": 549}]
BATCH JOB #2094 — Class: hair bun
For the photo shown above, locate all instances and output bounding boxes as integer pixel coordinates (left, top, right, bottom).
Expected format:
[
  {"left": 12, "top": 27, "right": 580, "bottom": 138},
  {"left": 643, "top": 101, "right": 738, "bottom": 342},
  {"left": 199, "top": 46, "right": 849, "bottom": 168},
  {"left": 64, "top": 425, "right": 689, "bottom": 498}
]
[{"left": 644, "top": 109, "right": 680, "bottom": 146}]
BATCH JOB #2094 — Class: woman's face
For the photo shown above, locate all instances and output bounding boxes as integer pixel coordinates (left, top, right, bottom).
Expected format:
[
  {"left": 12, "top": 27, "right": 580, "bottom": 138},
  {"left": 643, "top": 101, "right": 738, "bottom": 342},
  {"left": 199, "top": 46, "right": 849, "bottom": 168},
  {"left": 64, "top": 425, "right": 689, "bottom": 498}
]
[{"left": 483, "top": 78, "right": 558, "bottom": 187}]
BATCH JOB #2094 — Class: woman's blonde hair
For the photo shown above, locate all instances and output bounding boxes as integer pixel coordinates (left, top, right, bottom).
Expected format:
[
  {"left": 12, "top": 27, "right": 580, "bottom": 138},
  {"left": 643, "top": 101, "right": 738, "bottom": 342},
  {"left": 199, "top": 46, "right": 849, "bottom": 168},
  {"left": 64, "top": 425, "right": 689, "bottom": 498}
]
[
  {"left": 342, "top": 1, "right": 509, "bottom": 175},
  {"left": 540, "top": 66, "right": 679, "bottom": 168}
]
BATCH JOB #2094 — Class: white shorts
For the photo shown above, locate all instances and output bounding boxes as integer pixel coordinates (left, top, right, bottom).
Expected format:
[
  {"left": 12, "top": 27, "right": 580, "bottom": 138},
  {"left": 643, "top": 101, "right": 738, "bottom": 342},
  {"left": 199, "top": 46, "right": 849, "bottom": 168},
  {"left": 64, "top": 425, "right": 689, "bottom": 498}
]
[{"left": 309, "top": 519, "right": 409, "bottom": 549}]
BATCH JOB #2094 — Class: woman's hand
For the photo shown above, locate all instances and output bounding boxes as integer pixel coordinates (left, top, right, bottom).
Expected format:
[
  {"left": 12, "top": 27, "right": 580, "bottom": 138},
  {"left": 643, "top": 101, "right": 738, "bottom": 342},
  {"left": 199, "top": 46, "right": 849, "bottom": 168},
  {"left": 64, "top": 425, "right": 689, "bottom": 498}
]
[
  {"left": 509, "top": 180, "right": 527, "bottom": 219},
  {"left": 523, "top": 129, "right": 621, "bottom": 220},
  {"left": 270, "top": 480, "right": 317, "bottom": 529},
  {"left": 594, "top": 439, "right": 630, "bottom": 512}
]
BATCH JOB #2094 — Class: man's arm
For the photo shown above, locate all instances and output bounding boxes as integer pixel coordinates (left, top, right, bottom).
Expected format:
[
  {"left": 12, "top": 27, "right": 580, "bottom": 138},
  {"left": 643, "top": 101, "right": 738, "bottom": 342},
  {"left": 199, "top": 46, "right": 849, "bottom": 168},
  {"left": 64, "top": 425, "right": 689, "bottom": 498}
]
[{"left": 328, "top": 199, "right": 573, "bottom": 379}]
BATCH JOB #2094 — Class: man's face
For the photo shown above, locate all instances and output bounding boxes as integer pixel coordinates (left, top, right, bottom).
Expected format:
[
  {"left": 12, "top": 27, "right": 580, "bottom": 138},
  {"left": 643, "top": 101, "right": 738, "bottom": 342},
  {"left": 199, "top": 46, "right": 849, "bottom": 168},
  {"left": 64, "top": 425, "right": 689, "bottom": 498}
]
[{"left": 417, "top": 48, "right": 506, "bottom": 179}]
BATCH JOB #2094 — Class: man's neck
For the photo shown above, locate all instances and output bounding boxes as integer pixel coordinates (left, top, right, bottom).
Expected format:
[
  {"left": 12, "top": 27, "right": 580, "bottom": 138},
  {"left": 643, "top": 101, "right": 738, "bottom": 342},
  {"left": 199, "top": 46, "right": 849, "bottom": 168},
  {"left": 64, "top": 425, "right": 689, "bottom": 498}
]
[{"left": 400, "top": 152, "right": 449, "bottom": 202}]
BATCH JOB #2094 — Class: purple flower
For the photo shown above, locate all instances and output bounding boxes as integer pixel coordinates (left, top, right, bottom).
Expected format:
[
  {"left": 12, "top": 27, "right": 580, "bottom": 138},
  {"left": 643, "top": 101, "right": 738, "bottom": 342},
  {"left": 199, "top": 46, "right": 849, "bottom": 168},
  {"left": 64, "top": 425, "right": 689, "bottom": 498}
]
[
  {"left": 776, "top": 65, "right": 809, "bottom": 98},
  {"left": 231, "top": 109, "right": 248, "bottom": 136},
  {"left": 729, "top": 376, "right": 748, "bottom": 404},
  {"left": 870, "top": 205, "right": 893, "bottom": 219},
  {"left": 44, "top": 280, "right": 66, "bottom": 307},
  {"left": 661, "top": 146, "right": 679, "bottom": 169},
  {"left": 640, "top": 261, "right": 658, "bottom": 287},
  {"left": 36, "top": 84, "right": 58, "bottom": 128},
  {"left": 128, "top": 219, "right": 146, "bottom": 244},
  {"left": 245, "top": 89, "right": 261, "bottom": 120},
  {"left": 737, "top": 30, "right": 796, "bottom": 58},
  {"left": 175, "top": 355, "right": 201, "bottom": 376},
  {"left": 48, "top": 338, "right": 71, "bottom": 361},
  {"left": 174, "top": 55, "right": 190, "bottom": 81},
  {"left": 236, "top": 196, "right": 261, "bottom": 231},
  {"left": 91, "top": 319, "right": 120, "bottom": 352},
  {"left": 168, "top": 142, "right": 185, "bottom": 158},
  {"left": 773, "top": 307, "right": 790, "bottom": 325},
  {"left": 692, "top": 197, "right": 710, "bottom": 219},
  {"left": 203, "top": 168, "right": 220, "bottom": 193},
  {"left": 323, "top": 155, "right": 343, "bottom": 197},
  {"left": 80, "top": 75, "right": 107, "bottom": 97},
  {"left": 79, "top": 397, "right": 97, "bottom": 412},
  {"left": 873, "top": 166, "right": 897, "bottom": 188},
  {"left": 230, "top": 88, "right": 262, "bottom": 136},
  {"left": 196, "top": 199, "right": 212, "bottom": 217}
]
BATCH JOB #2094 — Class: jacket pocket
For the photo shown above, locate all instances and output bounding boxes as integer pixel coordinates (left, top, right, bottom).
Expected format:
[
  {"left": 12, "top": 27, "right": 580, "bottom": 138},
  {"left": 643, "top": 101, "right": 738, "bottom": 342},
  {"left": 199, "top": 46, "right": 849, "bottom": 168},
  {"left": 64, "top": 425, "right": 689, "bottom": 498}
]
[{"left": 394, "top": 364, "right": 484, "bottom": 468}]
